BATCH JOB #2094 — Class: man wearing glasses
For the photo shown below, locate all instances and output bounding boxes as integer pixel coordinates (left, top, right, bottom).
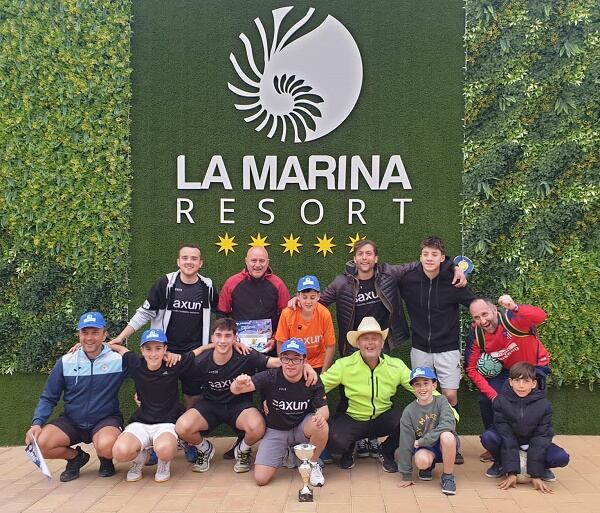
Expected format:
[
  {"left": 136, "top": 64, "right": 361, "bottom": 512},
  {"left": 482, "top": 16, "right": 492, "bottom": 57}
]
[{"left": 231, "top": 338, "right": 329, "bottom": 487}]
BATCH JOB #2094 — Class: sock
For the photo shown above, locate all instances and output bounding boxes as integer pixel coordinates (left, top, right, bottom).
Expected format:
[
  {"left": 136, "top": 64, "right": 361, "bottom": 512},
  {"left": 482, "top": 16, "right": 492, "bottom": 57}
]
[
  {"left": 239, "top": 439, "right": 251, "bottom": 452},
  {"left": 134, "top": 449, "right": 147, "bottom": 464},
  {"left": 196, "top": 439, "right": 210, "bottom": 451}
]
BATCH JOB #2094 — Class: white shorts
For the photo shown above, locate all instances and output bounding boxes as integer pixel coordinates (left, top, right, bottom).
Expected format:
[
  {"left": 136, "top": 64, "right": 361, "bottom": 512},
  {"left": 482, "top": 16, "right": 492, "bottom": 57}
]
[
  {"left": 410, "top": 348, "right": 461, "bottom": 390},
  {"left": 124, "top": 422, "right": 177, "bottom": 450}
]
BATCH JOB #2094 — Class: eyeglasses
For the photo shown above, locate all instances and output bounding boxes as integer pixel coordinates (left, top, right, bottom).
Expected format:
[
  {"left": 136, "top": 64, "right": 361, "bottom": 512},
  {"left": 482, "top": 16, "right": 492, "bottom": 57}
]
[{"left": 281, "top": 356, "right": 304, "bottom": 365}]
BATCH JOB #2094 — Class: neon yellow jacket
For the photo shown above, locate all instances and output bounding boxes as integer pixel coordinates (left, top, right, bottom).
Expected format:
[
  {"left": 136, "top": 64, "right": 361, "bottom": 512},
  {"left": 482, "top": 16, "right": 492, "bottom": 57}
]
[{"left": 320, "top": 351, "right": 413, "bottom": 421}]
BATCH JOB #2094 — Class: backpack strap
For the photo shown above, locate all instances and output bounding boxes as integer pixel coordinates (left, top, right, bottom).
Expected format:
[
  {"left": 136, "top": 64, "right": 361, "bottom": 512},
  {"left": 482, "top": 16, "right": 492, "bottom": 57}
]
[{"left": 498, "top": 308, "right": 531, "bottom": 337}]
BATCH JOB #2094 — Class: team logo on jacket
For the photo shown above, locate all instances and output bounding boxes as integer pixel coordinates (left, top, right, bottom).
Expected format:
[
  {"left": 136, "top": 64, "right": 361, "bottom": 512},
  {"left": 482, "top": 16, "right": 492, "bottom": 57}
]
[{"left": 228, "top": 6, "right": 363, "bottom": 142}]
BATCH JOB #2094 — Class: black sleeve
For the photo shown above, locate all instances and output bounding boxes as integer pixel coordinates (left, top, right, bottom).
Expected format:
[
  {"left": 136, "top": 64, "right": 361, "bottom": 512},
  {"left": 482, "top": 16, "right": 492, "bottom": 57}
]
[
  {"left": 251, "top": 369, "right": 274, "bottom": 394},
  {"left": 145, "top": 275, "right": 170, "bottom": 310},
  {"left": 249, "top": 349, "right": 270, "bottom": 372},
  {"left": 209, "top": 284, "right": 219, "bottom": 310},
  {"left": 526, "top": 402, "right": 554, "bottom": 477},
  {"left": 123, "top": 351, "right": 141, "bottom": 377},
  {"left": 175, "top": 352, "right": 197, "bottom": 377},
  {"left": 310, "top": 379, "right": 328, "bottom": 409},
  {"left": 493, "top": 399, "right": 520, "bottom": 474}
]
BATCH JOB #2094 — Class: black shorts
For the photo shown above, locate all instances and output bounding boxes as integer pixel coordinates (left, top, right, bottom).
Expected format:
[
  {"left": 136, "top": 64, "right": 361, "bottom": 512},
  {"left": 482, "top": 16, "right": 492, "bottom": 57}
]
[
  {"left": 193, "top": 399, "right": 256, "bottom": 433},
  {"left": 50, "top": 415, "right": 123, "bottom": 445}
]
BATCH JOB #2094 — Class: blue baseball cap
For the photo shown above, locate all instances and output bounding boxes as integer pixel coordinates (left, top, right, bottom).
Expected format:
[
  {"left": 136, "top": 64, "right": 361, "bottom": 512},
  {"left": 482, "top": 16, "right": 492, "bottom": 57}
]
[
  {"left": 297, "top": 275, "right": 320, "bottom": 292},
  {"left": 77, "top": 311, "right": 106, "bottom": 330},
  {"left": 409, "top": 367, "right": 437, "bottom": 384},
  {"left": 140, "top": 328, "right": 168, "bottom": 346},
  {"left": 280, "top": 338, "right": 307, "bottom": 356}
]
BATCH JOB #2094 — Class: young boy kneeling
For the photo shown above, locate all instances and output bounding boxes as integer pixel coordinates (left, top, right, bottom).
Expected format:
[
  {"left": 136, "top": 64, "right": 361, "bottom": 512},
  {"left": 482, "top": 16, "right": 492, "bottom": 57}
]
[
  {"left": 110, "top": 329, "right": 196, "bottom": 482},
  {"left": 398, "top": 367, "right": 458, "bottom": 495},
  {"left": 481, "top": 361, "right": 569, "bottom": 494}
]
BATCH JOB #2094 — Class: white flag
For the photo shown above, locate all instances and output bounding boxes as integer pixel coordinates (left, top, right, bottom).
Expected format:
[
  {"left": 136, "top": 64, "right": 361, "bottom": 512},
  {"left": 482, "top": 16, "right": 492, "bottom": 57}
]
[{"left": 25, "top": 437, "right": 52, "bottom": 479}]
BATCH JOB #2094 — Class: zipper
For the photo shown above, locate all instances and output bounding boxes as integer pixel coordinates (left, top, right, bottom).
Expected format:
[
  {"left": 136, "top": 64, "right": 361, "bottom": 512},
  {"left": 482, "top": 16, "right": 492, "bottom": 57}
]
[
  {"left": 427, "top": 279, "right": 433, "bottom": 352},
  {"left": 370, "top": 368, "right": 376, "bottom": 419}
]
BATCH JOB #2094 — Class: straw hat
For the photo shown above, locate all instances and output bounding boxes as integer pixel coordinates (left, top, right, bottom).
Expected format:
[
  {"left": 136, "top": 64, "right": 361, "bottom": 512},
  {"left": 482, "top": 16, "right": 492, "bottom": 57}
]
[{"left": 346, "top": 317, "right": 389, "bottom": 348}]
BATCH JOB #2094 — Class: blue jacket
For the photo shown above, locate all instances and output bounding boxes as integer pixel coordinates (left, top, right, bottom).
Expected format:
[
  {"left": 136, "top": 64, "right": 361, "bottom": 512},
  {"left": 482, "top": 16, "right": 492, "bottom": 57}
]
[{"left": 32, "top": 345, "right": 128, "bottom": 429}]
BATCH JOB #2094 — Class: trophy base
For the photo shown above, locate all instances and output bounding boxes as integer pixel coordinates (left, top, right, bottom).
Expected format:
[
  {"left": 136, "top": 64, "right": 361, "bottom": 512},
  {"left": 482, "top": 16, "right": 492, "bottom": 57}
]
[{"left": 298, "top": 489, "right": 314, "bottom": 502}]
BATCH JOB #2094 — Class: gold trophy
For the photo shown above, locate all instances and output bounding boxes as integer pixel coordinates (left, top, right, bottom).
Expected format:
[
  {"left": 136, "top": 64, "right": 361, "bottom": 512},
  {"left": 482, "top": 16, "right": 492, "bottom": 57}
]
[{"left": 293, "top": 443, "right": 316, "bottom": 502}]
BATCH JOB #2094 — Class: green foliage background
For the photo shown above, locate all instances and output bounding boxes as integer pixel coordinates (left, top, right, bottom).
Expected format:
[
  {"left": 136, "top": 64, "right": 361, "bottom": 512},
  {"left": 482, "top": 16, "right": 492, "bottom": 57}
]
[
  {"left": 0, "top": 0, "right": 132, "bottom": 372},
  {"left": 0, "top": 0, "right": 598, "bottom": 398},
  {"left": 463, "top": 0, "right": 600, "bottom": 387}
]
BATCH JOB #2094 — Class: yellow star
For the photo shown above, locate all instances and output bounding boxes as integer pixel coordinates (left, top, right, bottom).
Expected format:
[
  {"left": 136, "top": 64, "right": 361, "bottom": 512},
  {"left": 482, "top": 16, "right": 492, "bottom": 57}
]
[
  {"left": 346, "top": 232, "right": 366, "bottom": 253},
  {"left": 314, "top": 234, "right": 336, "bottom": 257},
  {"left": 215, "top": 232, "right": 238, "bottom": 255},
  {"left": 248, "top": 233, "right": 270, "bottom": 247},
  {"left": 280, "top": 234, "right": 302, "bottom": 256}
]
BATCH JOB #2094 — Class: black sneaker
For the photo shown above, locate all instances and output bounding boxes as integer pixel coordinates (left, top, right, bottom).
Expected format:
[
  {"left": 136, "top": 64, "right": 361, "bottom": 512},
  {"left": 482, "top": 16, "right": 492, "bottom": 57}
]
[
  {"left": 380, "top": 455, "right": 398, "bottom": 473},
  {"left": 356, "top": 439, "right": 369, "bottom": 458},
  {"left": 485, "top": 462, "right": 504, "bottom": 478},
  {"left": 60, "top": 447, "right": 90, "bottom": 482},
  {"left": 455, "top": 451, "right": 464, "bottom": 465},
  {"left": 418, "top": 463, "right": 434, "bottom": 481},
  {"left": 98, "top": 457, "right": 116, "bottom": 477},
  {"left": 339, "top": 450, "right": 355, "bottom": 469},
  {"left": 541, "top": 468, "right": 556, "bottom": 482},
  {"left": 223, "top": 434, "right": 243, "bottom": 460},
  {"left": 441, "top": 473, "right": 457, "bottom": 495},
  {"left": 368, "top": 439, "right": 380, "bottom": 459}
]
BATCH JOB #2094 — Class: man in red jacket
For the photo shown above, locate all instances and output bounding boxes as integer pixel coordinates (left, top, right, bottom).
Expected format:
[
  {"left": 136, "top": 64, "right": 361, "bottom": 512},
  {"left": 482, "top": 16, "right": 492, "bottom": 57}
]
[{"left": 464, "top": 295, "right": 550, "bottom": 436}]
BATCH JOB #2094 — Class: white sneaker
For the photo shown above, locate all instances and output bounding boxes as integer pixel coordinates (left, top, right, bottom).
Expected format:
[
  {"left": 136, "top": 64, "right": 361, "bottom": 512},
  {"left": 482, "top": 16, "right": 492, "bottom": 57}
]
[
  {"left": 127, "top": 450, "right": 146, "bottom": 482},
  {"left": 234, "top": 445, "right": 252, "bottom": 473},
  {"left": 155, "top": 459, "right": 171, "bottom": 482},
  {"left": 309, "top": 462, "right": 325, "bottom": 487}
]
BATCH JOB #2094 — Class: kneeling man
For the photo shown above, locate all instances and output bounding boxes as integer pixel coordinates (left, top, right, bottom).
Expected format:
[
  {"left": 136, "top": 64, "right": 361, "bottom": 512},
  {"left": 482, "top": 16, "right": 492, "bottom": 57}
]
[{"left": 231, "top": 338, "right": 329, "bottom": 487}]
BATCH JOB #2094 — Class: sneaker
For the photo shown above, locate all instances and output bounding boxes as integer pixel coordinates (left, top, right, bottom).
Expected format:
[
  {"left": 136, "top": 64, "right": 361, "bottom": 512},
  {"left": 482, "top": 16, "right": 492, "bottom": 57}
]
[
  {"left": 98, "top": 457, "right": 116, "bottom": 477},
  {"left": 368, "top": 439, "right": 380, "bottom": 458},
  {"left": 146, "top": 448, "right": 158, "bottom": 466},
  {"left": 234, "top": 446, "right": 252, "bottom": 473},
  {"left": 418, "top": 464, "right": 434, "bottom": 481},
  {"left": 540, "top": 468, "right": 556, "bottom": 482},
  {"left": 223, "top": 434, "right": 243, "bottom": 460},
  {"left": 309, "top": 462, "right": 325, "bottom": 487},
  {"left": 380, "top": 455, "right": 398, "bottom": 473},
  {"left": 320, "top": 448, "right": 333, "bottom": 464},
  {"left": 441, "top": 473, "right": 457, "bottom": 495},
  {"left": 339, "top": 450, "right": 355, "bottom": 469},
  {"left": 192, "top": 440, "right": 215, "bottom": 473},
  {"left": 480, "top": 450, "right": 494, "bottom": 462},
  {"left": 184, "top": 444, "right": 197, "bottom": 463},
  {"left": 485, "top": 462, "right": 504, "bottom": 478},
  {"left": 356, "top": 439, "right": 369, "bottom": 458},
  {"left": 60, "top": 447, "right": 90, "bottom": 482},
  {"left": 155, "top": 460, "right": 171, "bottom": 482},
  {"left": 455, "top": 451, "right": 464, "bottom": 465}
]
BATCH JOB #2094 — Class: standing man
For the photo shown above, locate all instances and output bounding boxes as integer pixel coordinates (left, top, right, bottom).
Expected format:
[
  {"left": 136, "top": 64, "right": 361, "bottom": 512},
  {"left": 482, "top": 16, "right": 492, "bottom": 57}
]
[
  {"left": 25, "top": 312, "right": 128, "bottom": 482},
  {"left": 464, "top": 296, "right": 550, "bottom": 436},
  {"left": 218, "top": 246, "right": 291, "bottom": 354},
  {"left": 399, "top": 236, "right": 475, "bottom": 463},
  {"left": 110, "top": 243, "right": 217, "bottom": 409}
]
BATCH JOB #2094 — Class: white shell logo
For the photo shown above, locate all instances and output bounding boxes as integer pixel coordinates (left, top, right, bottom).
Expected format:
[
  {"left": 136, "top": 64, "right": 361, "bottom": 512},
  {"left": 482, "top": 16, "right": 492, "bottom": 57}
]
[{"left": 228, "top": 6, "right": 363, "bottom": 143}]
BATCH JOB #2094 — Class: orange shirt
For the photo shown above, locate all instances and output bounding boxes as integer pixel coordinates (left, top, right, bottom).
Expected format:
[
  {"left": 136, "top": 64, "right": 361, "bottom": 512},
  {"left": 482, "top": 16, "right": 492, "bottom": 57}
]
[{"left": 275, "top": 303, "right": 336, "bottom": 369}]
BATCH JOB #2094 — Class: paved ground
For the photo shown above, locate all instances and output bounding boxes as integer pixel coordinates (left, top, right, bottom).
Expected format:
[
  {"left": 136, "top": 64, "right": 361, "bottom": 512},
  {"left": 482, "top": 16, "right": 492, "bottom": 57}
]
[{"left": 0, "top": 435, "right": 597, "bottom": 513}]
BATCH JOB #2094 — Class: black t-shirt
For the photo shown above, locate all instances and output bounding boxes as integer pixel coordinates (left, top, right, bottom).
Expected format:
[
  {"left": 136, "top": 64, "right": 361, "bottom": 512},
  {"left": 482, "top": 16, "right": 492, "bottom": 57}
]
[
  {"left": 252, "top": 368, "right": 327, "bottom": 431},
  {"left": 194, "top": 349, "right": 269, "bottom": 404},
  {"left": 124, "top": 351, "right": 195, "bottom": 424},
  {"left": 165, "top": 275, "right": 215, "bottom": 353},
  {"left": 354, "top": 277, "right": 390, "bottom": 330}
]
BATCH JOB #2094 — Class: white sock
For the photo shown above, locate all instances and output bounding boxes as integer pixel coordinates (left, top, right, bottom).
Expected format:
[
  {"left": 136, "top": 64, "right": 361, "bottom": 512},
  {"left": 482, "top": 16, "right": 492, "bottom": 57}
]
[
  {"left": 134, "top": 449, "right": 147, "bottom": 465},
  {"left": 239, "top": 439, "right": 251, "bottom": 452},
  {"left": 196, "top": 439, "right": 210, "bottom": 451}
]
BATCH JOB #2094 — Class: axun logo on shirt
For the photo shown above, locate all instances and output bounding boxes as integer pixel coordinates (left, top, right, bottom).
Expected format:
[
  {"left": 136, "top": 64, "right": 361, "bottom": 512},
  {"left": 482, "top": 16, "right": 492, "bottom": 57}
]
[
  {"left": 228, "top": 6, "right": 363, "bottom": 143},
  {"left": 175, "top": 5, "right": 414, "bottom": 227}
]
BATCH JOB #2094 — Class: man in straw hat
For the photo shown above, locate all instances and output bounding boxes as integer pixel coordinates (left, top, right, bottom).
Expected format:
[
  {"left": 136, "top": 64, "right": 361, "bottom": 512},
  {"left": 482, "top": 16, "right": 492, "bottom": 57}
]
[{"left": 320, "top": 316, "right": 451, "bottom": 472}]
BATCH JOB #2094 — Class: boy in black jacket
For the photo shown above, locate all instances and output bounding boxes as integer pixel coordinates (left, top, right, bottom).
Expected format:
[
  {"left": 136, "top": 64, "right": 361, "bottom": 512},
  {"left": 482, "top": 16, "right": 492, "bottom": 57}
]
[{"left": 481, "top": 362, "right": 569, "bottom": 494}]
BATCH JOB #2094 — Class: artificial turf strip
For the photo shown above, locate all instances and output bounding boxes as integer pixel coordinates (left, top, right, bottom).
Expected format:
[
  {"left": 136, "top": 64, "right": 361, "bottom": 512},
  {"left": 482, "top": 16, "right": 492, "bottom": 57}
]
[{"left": 2, "top": 374, "right": 599, "bottom": 446}]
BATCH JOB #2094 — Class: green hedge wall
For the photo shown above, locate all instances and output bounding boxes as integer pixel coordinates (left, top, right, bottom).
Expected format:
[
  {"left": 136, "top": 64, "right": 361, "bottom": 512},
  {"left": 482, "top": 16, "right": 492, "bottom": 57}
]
[
  {"left": 0, "top": 0, "right": 132, "bottom": 372},
  {"left": 1, "top": 0, "right": 599, "bottom": 390},
  {"left": 463, "top": 0, "right": 600, "bottom": 386}
]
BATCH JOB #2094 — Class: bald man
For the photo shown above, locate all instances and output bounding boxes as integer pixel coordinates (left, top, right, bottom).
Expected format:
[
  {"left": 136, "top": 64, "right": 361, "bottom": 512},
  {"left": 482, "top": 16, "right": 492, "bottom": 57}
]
[{"left": 218, "top": 247, "right": 291, "bottom": 354}]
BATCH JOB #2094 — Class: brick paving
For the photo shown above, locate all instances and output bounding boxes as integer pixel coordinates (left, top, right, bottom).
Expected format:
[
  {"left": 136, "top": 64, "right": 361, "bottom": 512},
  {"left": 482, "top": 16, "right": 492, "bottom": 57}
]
[{"left": 0, "top": 435, "right": 597, "bottom": 513}]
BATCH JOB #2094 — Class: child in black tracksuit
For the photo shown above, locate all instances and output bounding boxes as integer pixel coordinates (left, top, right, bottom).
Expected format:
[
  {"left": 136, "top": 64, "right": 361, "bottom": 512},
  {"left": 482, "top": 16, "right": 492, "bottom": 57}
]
[{"left": 480, "top": 362, "right": 569, "bottom": 494}]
